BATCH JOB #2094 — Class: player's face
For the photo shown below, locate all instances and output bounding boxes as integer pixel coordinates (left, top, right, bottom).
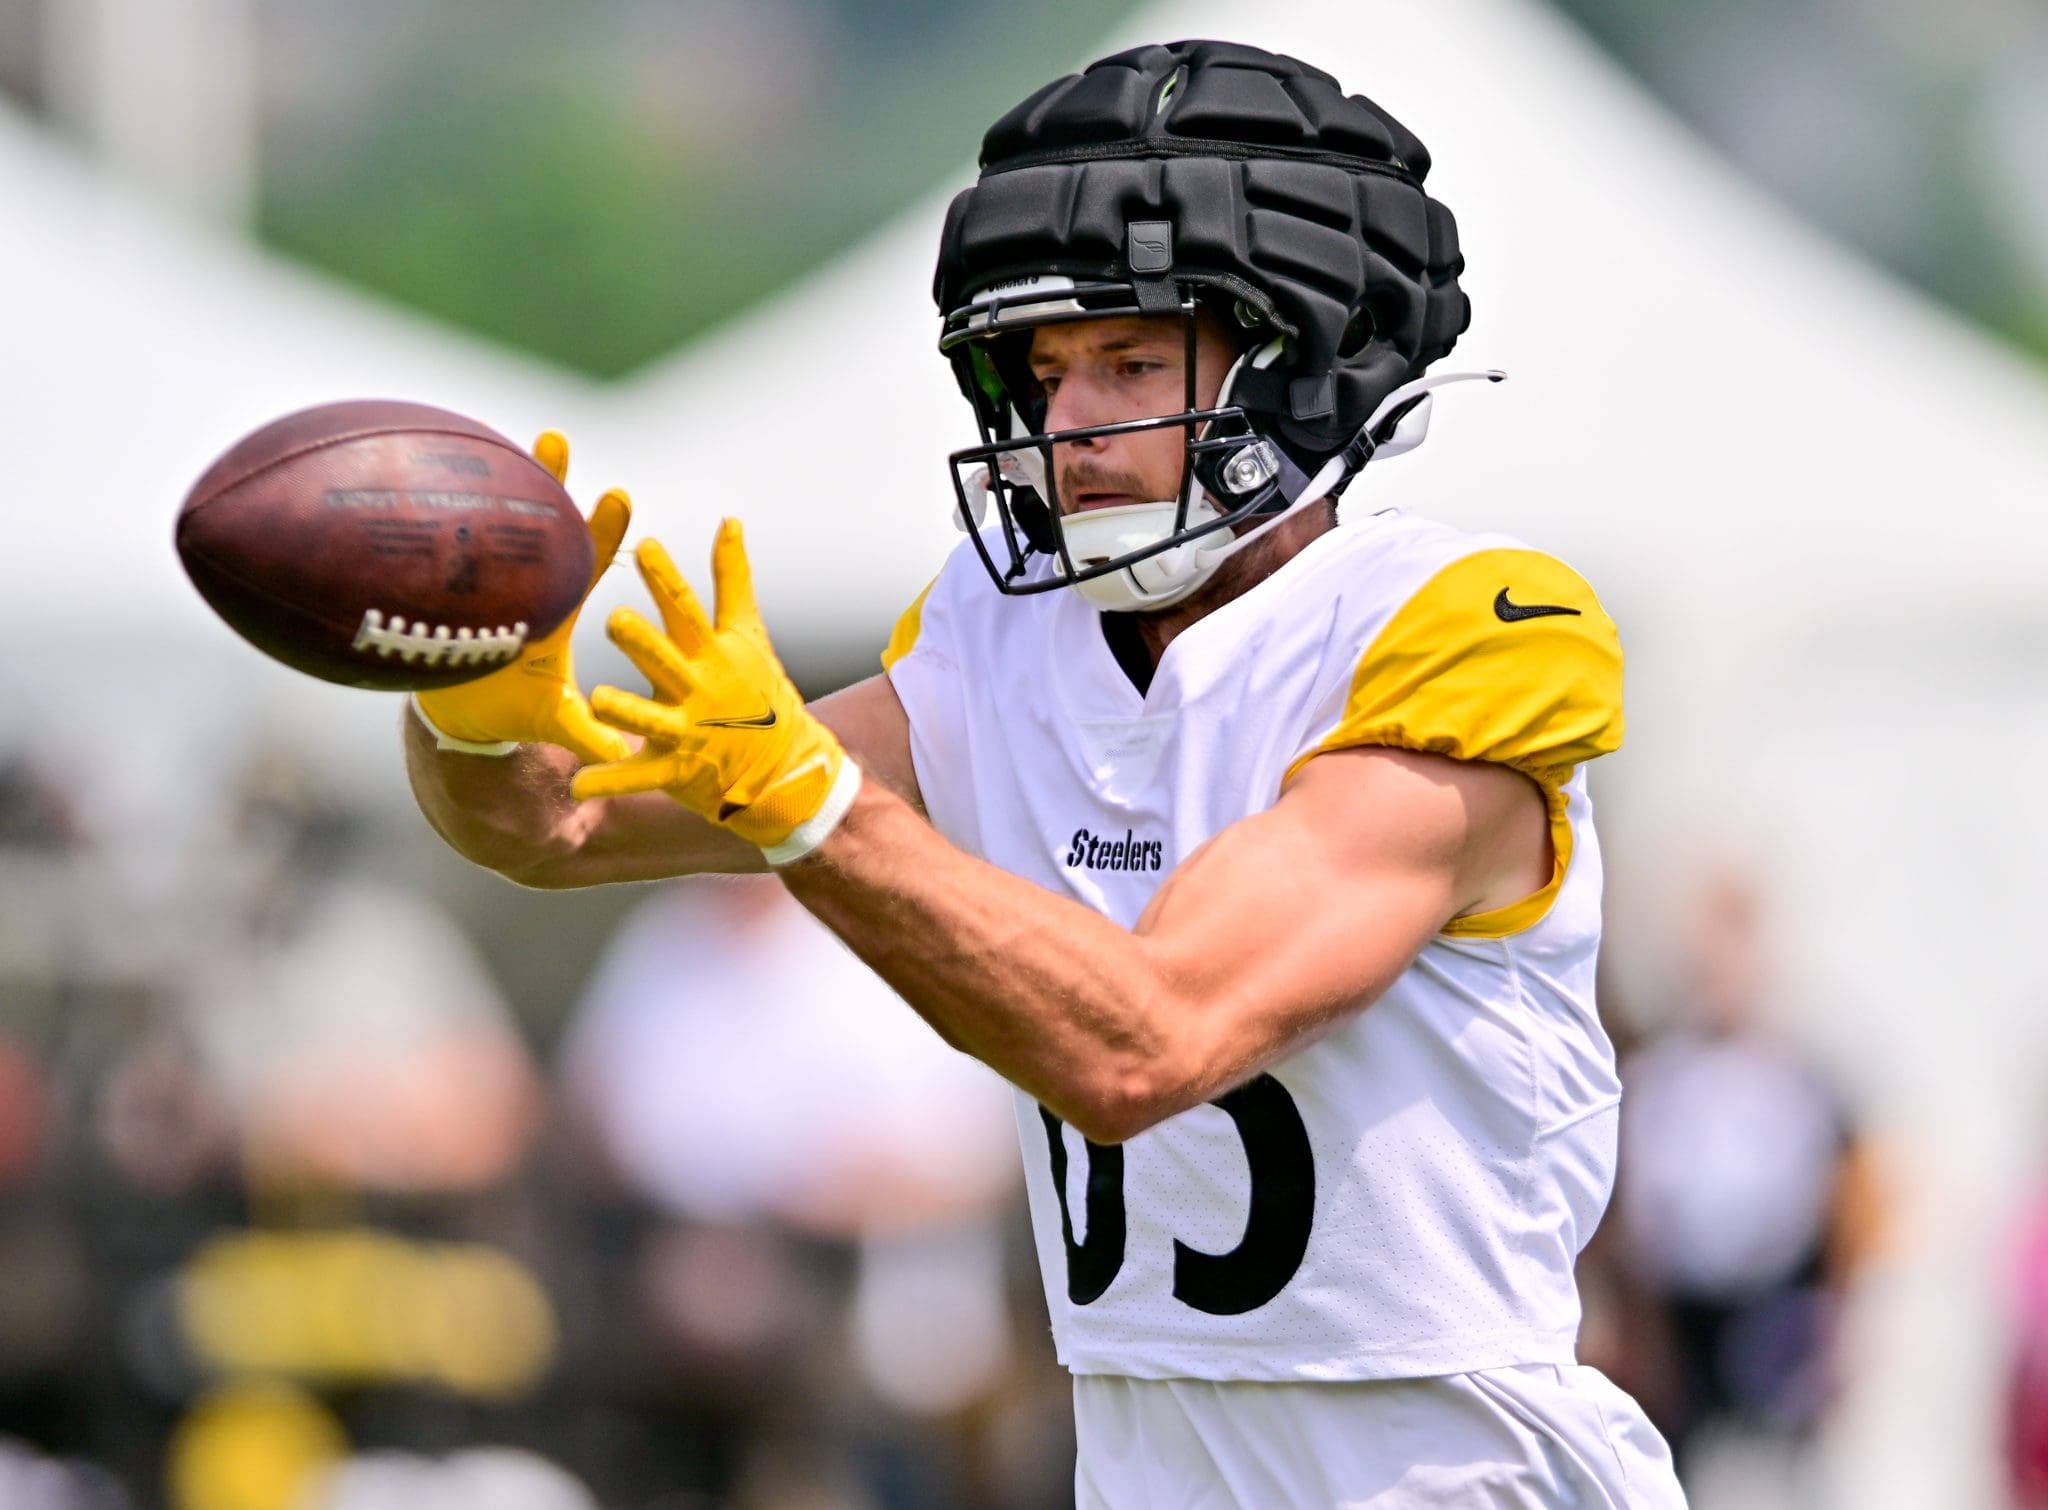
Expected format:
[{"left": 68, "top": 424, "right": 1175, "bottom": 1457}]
[{"left": 1026, "top": 312, "right": 1241, "bottom": 515}]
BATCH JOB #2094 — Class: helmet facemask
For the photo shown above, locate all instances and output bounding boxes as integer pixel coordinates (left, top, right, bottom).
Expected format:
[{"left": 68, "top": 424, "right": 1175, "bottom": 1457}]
[{"left": 943, "top": 276, "right": 1315, "bottom": 612}]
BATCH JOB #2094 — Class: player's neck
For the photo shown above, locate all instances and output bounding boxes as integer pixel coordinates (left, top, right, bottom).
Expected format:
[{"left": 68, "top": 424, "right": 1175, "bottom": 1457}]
[{"left": 1124, "top": 505, "right": 1337, "bottom": 667}]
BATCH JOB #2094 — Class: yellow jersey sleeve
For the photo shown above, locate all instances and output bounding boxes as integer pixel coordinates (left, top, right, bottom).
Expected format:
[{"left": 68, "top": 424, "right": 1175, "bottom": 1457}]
[
  {"left": 1290, "top": 546, "right": 1624, "bottom": 938},
  {"left": 880, "top": 577, "right": 938, "bottom": 673},
  {"left": 1292, "top": 547, "right": 1623, "bottom": 783}
]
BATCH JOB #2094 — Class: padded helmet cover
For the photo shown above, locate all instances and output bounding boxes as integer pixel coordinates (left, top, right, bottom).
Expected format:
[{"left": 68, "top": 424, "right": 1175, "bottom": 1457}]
[{"left": 933, "top": 40, "right": 1470, "bottom": 465}]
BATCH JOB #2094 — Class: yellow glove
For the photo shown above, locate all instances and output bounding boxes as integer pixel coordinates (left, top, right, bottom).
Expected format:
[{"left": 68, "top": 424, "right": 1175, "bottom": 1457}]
[
  {"left": 413, "top": 430, "right": 633, "bottom": 764},
  {"left": 571, "top": 523, "right": 861, "bottom": 864}
]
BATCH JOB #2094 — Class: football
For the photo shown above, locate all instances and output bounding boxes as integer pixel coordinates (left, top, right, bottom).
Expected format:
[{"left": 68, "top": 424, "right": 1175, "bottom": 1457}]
[{"left": 175, "top": 400, "right": 594, "bottom": 690}]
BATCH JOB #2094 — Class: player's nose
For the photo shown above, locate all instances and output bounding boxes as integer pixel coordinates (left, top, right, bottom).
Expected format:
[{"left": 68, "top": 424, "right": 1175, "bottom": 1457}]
[{"left": 1044, "top": 373, "right": 1113, "bottom": 440}]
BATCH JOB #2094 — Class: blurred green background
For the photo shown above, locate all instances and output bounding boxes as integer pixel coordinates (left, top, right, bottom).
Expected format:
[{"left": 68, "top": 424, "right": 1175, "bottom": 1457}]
[
  {"left": 224, "top": 0, "right": 2048, "bottom": 377},
  {"left": 257, "top": 0, "right": 1145, "bottom": 376}
]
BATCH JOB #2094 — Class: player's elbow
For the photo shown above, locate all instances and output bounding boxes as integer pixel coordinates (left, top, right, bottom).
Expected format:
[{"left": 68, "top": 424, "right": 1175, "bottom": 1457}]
[
  {"left": 1064, "top": 1063, "right": 1180, "bottom": 1146},
  {"left": 1071, "top": 1010, "right": 1262, "bottom": 1143},
  {"left": 1064, "top": 987, "right": 1213, "bottom": 1143},
  {"left": 1062, "top": 1093, "right": 1146, "bottom": 1147}
]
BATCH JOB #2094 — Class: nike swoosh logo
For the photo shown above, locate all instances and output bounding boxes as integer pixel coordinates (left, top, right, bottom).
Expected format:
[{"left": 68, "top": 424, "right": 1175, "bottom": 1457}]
[
  {"left": 698, "top": 708, "right": 779, "bottom": 729},
  {"left": 1494, "top": 588, "right": 1582, "bottom": 622}
]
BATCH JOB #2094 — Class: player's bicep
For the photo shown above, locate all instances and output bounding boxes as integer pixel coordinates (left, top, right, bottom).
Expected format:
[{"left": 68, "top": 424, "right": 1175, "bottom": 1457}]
[
  {"left": 812, "top": 674, "right": 923, "bottom": 813},
  {"left": 1133, "top": 747, "right": 1540, "bottom": 1103}
]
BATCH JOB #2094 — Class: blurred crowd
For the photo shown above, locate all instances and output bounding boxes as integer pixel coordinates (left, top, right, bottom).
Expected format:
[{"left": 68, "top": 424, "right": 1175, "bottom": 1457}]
[
  {"left": 1578, "top": 875, "right": 1888, "bottom": 1509},
  {"left": 0, "top": 748, "right": 1066, "bottom": 1510},
  {"left": 2, "top": 740, "right": 2041, "bottom": 1509}
]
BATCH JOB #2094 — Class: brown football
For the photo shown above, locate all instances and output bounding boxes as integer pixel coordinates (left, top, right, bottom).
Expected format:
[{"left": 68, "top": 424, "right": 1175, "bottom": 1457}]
[{"left": 176, "top": 400, "right": 593, "bottom": 690}]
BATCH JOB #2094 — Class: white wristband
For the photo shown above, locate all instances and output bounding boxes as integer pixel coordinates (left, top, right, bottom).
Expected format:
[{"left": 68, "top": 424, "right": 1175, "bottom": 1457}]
[
  {"left": 409, "top": 694, "right": 519, "bottom": 757},
  {"left": 761, "top": 759, "right": 864, "bottom": 867}
]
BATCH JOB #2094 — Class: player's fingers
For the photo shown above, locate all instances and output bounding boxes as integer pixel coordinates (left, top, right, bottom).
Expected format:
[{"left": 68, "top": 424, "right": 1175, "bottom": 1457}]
[
  {"left": 531, "top": 430, "right": 571, "bottom": 484},
  {"left": 548, "top": 697, "right": 633, "bottom": 765},
  {"left": 588, "top": 683, "right": 689, "bottom": 743},
  {"left": 570, "top": 753, "right": 676, "bottom": 803},
  {"left": 523, "top": 491, "right": 626, "bottom": 658},
  {"left": 584, "top": 488, "right": 633, "bottom": 589},
  {"left": 605, "top": 607, "right": 699, "bottom": 703},
  {"left": 634, "top": 538, "right": 712, "bottom": 653},
  {"left": 710, "top": 518, "right": 762, "bottom": 635}
]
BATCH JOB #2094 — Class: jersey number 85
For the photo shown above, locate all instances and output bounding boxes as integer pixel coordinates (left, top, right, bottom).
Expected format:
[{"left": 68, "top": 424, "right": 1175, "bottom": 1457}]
[{"left": 1040, "top": 1074, "right": 1314, "bottom": 1316}]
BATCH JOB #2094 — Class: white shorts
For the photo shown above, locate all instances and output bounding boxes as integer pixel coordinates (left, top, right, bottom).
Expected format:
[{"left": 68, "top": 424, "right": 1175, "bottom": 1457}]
[{"left": 1072, "top": 1364, "right": 1686, "bottom": 1508}]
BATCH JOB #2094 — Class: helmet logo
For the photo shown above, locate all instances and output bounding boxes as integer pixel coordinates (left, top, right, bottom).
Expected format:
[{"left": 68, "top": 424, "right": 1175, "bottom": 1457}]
[{"left": 1126, "top": 221, "right": 1173, "bottom": 275}]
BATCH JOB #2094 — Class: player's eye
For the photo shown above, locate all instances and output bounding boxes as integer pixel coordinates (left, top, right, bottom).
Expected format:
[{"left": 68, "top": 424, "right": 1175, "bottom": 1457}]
[{"left": 1035, "top": 373, "right": 1062, "bottom": 399}]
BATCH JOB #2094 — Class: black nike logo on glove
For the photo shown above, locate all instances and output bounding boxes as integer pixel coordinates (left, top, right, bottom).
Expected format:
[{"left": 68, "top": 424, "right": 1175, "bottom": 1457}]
[
  {"left": 1494, "top": 588, "right": 1582, "bottom": 622},
  {"left": 698, "top": 709, "right": 779, "bottom": 729}
]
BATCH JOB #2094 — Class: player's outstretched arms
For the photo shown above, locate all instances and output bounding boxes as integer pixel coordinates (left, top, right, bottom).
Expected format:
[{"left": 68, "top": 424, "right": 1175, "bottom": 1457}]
[
  {"left": 403, "top": 673, "right": 916, "bottom": 888},
  {"left": 568, "top": 525, "right": 1550, "bottom": 1141}
]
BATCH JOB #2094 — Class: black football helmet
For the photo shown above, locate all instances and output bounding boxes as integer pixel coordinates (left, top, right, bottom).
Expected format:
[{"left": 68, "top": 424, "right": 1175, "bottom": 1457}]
[{"left": 934, "top": 40, "right": 1474, "bottom": 609}]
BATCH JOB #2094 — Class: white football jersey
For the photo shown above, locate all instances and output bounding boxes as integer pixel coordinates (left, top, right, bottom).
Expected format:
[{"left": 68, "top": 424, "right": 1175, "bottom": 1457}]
[{"left": 883, "top": 508, "right": 1626, "bottom": 1382}]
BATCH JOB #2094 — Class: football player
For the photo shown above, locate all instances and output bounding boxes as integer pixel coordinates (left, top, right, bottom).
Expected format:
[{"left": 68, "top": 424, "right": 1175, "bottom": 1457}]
[{"left": 406, "top": 40, "right": 1686, "bottom": 1507}]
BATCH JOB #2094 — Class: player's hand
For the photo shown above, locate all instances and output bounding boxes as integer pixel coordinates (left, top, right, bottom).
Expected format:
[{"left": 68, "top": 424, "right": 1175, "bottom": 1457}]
[
  {"left": 413, "top": 430, "right": 634, "bottom": 764},
  {"left": 572, "top": 523, "right": 860, "bottom": 863}
]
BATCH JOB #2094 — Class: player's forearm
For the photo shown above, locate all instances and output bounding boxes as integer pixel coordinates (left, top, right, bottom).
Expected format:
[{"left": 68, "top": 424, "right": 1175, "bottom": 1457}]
[
  {"left": 401, "top": 707, "right": 764, "bottom": 885},
  {"left": 780, "top": 779, "right": 1201, "bottom": 1142}
]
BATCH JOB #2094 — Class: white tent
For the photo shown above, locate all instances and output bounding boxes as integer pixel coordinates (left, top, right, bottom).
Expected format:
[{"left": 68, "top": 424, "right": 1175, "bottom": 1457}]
[{"left": 4, "top": 1, "right": 2047, "bottom": 1499}]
